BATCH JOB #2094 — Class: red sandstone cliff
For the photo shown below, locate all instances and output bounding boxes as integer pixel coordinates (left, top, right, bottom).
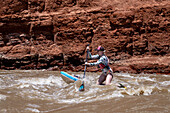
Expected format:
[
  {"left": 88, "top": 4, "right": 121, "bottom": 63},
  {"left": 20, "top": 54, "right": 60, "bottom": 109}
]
[{"left": 0, "top": 0, "right": 170, "bottom": 74}]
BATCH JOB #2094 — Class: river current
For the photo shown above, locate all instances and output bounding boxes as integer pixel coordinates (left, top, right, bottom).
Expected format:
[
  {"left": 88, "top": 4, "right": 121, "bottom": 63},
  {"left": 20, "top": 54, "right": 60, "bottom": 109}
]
[{"left": 0, "top": 70, "right": 169, "bottom": 113}]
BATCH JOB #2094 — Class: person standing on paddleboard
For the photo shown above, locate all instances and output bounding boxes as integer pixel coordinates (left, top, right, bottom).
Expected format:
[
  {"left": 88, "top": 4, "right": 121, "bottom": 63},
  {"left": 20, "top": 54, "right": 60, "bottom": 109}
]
[{"left": 85, "top": 46, "right": 113, "bottom": 85}]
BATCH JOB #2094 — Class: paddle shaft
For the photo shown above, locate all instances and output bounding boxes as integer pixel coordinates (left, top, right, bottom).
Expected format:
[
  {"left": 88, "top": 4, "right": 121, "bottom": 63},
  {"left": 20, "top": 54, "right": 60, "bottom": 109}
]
[{"left": 83, "top": 45, "right": 89, "bottom": 78}]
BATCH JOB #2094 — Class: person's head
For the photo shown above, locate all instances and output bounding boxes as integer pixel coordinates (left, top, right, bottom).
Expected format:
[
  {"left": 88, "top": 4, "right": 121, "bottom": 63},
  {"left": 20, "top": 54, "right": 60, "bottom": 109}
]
[{"left": 95, "top": 46, "right": 105, "bottom": 56}]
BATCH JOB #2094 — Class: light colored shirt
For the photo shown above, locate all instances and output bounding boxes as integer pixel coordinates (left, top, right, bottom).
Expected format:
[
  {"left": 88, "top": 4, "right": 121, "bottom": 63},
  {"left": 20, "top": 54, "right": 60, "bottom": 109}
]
[{"left": 88, "top": 52, "right": 109, "bottom": 67}]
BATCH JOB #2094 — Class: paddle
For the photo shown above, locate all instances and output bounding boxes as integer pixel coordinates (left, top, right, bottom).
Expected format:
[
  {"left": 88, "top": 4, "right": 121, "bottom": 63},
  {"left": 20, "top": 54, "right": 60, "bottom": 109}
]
[
  {"left": 79, "top": 44, "right": 89, "bottom": 91},
  {"left": 118, "top": 83, "right": 127, "bottom": 89}
]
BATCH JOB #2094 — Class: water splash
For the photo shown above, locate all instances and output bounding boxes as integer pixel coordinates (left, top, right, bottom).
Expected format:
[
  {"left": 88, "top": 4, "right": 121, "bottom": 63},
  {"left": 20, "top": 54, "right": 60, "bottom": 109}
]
[{"left": 0, "top": 70, "right": 169, "bottom": 113}]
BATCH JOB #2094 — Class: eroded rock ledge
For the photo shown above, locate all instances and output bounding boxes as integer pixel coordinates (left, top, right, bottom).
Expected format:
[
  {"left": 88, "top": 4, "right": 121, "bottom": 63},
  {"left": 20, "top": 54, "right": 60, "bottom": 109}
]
[{"left": 0, "top": 0, "right": 169, "bottom": 74}]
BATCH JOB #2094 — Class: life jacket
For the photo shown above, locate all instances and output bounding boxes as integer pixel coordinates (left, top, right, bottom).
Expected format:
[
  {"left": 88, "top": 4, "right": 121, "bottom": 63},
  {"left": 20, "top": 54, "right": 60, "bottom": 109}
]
[
  {"left": 98, "top": 63, "right": 110, "bottom": 69},
  {"left": 98, "top": 55, "right": 110, "bottom": 70}
]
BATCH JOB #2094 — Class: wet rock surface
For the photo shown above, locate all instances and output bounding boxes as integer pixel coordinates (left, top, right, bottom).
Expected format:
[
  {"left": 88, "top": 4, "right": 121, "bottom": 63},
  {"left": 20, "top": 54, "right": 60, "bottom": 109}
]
[{"left": 0, "top": 0, "right": 169, "bottom": 74}]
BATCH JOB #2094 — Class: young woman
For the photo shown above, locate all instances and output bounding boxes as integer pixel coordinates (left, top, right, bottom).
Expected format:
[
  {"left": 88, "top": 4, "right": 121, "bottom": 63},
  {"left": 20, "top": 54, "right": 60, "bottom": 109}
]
[{"left": 85, "top": 46, "right": 113, "bottom": 85}]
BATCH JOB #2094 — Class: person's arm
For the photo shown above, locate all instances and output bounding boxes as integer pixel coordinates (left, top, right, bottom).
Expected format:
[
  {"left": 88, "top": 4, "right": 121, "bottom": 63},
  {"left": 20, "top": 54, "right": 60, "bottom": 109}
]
[
  {"left": 88, "top": 51, "right": 99, "bottom": 59},
  {"left": 86, "top": 46, "right": 99, "bottom": 59},
  {"left": 89, "top": 58, "right": 103, "bottom": 66}
]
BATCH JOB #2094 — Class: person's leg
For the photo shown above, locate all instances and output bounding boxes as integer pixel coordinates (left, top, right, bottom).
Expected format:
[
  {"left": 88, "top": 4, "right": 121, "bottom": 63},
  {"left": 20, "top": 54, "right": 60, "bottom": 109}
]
[
  {"left": 105, "top": 73, "right": 113, "bottom": 85},
  {"left": 97, "top": 73, "right": 107, "bottom": 85}
]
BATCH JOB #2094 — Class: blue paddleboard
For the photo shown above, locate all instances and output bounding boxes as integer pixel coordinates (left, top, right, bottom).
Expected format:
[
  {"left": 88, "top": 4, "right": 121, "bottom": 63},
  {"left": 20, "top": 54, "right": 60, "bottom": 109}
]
[{"left": 60, "top": 71, "right": 79, "bottom": 84}]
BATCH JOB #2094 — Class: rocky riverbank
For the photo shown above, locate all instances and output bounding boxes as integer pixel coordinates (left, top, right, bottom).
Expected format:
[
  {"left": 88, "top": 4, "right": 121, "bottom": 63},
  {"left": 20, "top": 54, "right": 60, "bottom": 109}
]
[{"left": 0, "top": 0, "right": 169, "bottom": 74}]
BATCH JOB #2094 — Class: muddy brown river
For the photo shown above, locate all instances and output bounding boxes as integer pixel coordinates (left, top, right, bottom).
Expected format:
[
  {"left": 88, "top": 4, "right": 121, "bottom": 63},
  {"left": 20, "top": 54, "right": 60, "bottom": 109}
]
[{"left": 0, "top": 70, "right": 169, "bottom": 113}]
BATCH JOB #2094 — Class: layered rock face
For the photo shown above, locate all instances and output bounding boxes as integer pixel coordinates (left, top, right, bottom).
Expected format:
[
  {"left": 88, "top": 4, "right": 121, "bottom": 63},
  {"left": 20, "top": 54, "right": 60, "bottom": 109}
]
[{"left": 0, "top": 0, "right": 170, "bottom": 74}]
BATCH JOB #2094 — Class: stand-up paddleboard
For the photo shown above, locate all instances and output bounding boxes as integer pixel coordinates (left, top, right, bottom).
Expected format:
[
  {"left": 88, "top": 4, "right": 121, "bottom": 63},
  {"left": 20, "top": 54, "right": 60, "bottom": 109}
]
[
  {"left": 60, "top": 71, "right": 79, "bottom": 84},
  {"left": 60, "top": 71, "right": 126, "bottom": 89}
]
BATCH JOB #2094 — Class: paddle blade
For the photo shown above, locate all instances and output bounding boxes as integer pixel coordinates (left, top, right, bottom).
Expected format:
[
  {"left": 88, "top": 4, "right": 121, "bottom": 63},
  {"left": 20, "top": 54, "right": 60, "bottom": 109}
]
[
  {"left": 118, "top": 83, "right": 127, "bottom": 89},
  {"left": 79, "top": 82, "right": 85, "bottom": 91}
]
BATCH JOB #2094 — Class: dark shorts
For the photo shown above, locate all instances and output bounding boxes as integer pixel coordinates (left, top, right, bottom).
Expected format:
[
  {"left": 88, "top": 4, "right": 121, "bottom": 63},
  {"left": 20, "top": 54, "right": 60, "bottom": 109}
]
[{"left": 98, "top": 71, "right": 113, "bottom": 85}]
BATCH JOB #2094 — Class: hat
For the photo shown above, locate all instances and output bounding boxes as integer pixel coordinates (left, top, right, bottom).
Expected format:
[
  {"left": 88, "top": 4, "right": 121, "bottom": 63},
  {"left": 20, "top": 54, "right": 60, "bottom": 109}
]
[{"left": 95, "top": 46, "right": 105, "bottom": 51}]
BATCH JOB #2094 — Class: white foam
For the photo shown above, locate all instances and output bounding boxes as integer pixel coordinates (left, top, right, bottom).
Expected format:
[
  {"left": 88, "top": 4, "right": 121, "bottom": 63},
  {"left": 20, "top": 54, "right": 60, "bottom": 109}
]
[
  {"left": 162, "top": 75, "right": 170, "bottom": 77},
  {"left": 58, "top": 98, "right": 85, "bottom": 104},
  {"left": 125, "top": 86, "right": 154, "bottom": 96},
  {"left": 0, "top": 109, "right": 7, "bottom": 112},
  {"left": 160, "top": 81, "right": 170, "bottom": 86},
  {"left": 117, "top": 73, "right": 134, "bottom": 78},
  {"left": 27, "top": 104, "right": 40, "bottom": 108},
  {"left": 16, "top": 75, "right": 64, "bottom": 88},
  {"left": 25, "top": 108, "right": 40, "bottom": 113},
  {"left": 142, "top": 87, "right": 154, "bottom": 95},
  {"left": 18, "top": 78, "right": 52, "bottom": 85},
  {"left": 0, "top": 94, "right": 7, "bottom": 101},
  {"left": 139, "top": 77, "right": 156, "bottom": 82},
  {"left": 18, "top": 84, "right": 30, "bottom": 88},
  {"left": 56, "top": 86, "right": 125, "bottom": 104}
]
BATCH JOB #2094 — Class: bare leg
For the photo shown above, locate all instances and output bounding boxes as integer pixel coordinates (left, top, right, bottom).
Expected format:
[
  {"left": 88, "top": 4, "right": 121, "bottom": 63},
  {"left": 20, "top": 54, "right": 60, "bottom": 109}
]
[{"left": 105, "top": 73, "right": 113, "bottom": 85}]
